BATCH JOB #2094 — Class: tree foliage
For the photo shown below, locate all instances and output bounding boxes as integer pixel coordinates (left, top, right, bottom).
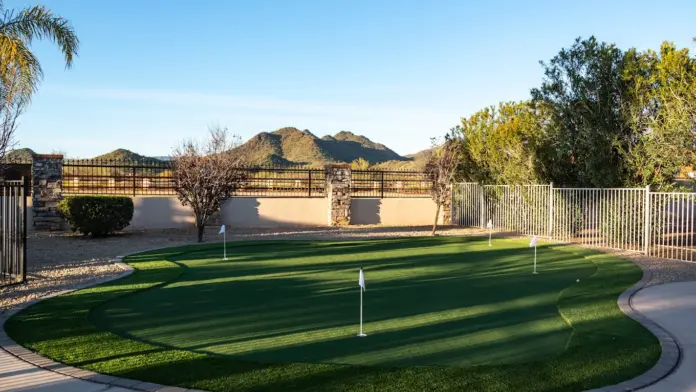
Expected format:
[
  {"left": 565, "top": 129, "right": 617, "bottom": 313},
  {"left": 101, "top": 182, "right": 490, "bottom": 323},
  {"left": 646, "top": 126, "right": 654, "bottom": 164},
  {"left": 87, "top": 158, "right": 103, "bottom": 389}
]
[
  {"left": 456, "top": 101, "right": 549, "bottom": 185},
  {"left": 620, "top": 42, "right": 696, "bottom": 189},
  {"left": 455, "top": 36, "right": 696, "bottom": 190},
  {"left": 0, "top": 1, "right": 79, "bottom": 103},
  {"left": 171, "top": 125, "right": 248, "bottom": 242},
  {"left": 350, "top": 157, "right": 370, "bottom": 170}
]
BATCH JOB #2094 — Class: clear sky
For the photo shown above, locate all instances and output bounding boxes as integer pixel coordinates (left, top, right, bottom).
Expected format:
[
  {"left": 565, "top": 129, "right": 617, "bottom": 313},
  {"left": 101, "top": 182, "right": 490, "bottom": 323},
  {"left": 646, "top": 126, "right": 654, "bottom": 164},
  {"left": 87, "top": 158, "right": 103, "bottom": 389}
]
[{"left": 6, "top": 0, "right": 696, "bottom": 158}]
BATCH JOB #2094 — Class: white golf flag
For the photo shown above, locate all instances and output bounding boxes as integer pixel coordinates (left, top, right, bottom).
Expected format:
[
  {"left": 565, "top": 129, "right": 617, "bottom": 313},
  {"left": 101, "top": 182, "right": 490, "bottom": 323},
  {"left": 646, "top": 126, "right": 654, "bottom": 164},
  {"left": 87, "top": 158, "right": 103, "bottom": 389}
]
[
  {"left": 529, "top": 235, "right": 538, "bottom": 247},
  {"left": 487, "top": 219, "right": 493, "bottom": 229},
  {"left": 358, "top": 268, "right": 365, "bottom": 291},
  {"left": 219, "top": 225, "right": 226, "bottom": 235}
]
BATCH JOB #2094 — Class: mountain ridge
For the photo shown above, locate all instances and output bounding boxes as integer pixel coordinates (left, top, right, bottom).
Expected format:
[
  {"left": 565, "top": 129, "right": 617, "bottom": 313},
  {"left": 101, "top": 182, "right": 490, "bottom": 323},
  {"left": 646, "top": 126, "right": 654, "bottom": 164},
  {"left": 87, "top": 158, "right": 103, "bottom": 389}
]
[{"left": 11, "top": 127, "right": 431, "bottom": 169}]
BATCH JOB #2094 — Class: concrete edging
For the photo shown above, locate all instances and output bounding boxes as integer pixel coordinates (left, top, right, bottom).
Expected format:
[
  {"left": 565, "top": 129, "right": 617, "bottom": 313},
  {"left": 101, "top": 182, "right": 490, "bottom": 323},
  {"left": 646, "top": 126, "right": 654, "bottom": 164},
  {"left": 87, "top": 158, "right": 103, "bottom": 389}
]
[
  {"left": 586, "top": 267, "right": 682, "bottom": 392},
  {"left": 0, "top": 254, "right": 209, "bottom": 392}
]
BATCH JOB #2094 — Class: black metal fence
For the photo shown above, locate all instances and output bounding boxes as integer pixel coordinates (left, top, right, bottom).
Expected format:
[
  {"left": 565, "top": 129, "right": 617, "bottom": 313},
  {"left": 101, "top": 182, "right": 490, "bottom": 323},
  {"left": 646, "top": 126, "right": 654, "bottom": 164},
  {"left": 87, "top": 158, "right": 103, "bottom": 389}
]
[
  {"left": 60, "top": 160, "right": 432, "bottom": 197},
  {"left": 62, "top": 159, "right": 174, "bottom": 196},
  {"left": 0, "top": 177, "right": 28, "bottom": 286},
  {"left": 351, "top": 170, "right": 432, "bottom": 198}
]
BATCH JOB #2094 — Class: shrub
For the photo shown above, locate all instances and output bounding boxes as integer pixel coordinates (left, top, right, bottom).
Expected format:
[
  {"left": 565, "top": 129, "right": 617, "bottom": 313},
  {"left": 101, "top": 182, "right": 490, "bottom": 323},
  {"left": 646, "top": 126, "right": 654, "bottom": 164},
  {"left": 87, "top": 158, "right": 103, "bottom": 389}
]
[{"left": 57, "top": 196, "right": 134, "bottom": 236}]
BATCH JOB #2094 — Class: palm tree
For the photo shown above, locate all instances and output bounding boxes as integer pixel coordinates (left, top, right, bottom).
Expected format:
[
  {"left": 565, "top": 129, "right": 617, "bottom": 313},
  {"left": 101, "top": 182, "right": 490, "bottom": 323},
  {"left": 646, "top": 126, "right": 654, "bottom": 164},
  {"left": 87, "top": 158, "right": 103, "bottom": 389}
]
[{"left": 0, "top": 1, "right": 79, "bottom": 103}]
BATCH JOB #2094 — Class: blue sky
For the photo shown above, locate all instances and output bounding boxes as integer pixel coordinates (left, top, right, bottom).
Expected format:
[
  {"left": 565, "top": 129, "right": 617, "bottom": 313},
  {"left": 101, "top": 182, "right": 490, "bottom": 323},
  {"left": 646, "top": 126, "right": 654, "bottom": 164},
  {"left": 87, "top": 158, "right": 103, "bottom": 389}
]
[{"left": 7, "top": 0, "right": 696, "bottom": 158}]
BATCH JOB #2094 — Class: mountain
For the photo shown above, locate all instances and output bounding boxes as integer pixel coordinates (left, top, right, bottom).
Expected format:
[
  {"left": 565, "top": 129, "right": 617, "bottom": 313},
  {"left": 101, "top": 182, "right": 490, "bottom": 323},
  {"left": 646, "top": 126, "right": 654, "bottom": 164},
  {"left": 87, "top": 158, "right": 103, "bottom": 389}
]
[
  {"left": 92, "top": 149, "right": 164, "bottom": 162},
  {"left": 372, "top": 148, "right": 433, "bottom": 170},
  {"left": 230, "top": 127, "right": 408, "bottom": 166}
]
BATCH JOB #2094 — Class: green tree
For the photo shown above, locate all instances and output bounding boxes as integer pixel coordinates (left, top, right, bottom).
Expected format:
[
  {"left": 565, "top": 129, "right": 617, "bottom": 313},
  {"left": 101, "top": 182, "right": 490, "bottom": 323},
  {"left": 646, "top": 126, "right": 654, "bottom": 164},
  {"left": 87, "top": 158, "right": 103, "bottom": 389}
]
[
  {"left": 620, "top": 42, "right": 696, "bottom": 190},
  {"left": 531, "top": 36, "right": 628, "bottom": 188},
  {"left": 0, "top": 1, "right": 79, "bottom": 102},
  {"left": 456, "top": 101, "right": 548, "bottom": 185},
  {"left": 350, "top": 157, "right": 370, "bottom": 170}
]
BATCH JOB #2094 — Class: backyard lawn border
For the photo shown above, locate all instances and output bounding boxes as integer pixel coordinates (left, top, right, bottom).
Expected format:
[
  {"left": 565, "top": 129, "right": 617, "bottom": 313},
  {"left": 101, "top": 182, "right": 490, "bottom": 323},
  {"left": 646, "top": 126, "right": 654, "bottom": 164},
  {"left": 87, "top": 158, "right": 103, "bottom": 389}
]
[{"left": 0, "top": 239, "right": 679, "bottom": 392}]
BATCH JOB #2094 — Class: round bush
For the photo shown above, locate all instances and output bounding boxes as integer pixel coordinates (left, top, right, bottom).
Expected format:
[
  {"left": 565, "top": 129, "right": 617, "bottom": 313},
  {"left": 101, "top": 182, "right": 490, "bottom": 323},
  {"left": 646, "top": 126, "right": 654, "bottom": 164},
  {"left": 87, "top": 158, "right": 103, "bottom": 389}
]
[{"left": 57, "top": 196, "right": 134, "bottom": 236}]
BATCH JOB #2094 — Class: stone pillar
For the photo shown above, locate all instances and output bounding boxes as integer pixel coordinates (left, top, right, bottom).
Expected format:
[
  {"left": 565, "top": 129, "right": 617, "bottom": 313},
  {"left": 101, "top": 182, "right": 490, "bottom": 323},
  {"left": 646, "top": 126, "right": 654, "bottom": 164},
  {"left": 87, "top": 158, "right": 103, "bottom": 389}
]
[
  {"left": 32, "top": 154, "right": 64, "bottom": 231},
  {"left": 326, "top": 164, "right": 351, "bottom": 226}
]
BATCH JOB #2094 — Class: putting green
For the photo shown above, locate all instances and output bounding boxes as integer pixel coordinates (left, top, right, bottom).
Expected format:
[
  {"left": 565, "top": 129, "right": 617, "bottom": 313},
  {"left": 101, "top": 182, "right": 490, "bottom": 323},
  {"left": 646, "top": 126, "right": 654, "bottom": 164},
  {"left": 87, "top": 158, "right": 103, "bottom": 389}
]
[
  {"left": 91, "top": 237, "right": 595, "bottom": 366},
  {"left": 6, "top": 236, "right": 661, "bottom": 392}
]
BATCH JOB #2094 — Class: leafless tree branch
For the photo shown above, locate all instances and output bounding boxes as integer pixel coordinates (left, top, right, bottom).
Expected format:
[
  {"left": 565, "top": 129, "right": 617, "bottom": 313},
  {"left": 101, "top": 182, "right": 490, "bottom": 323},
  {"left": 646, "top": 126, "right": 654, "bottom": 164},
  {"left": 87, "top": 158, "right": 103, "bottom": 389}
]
[{"left": 170, "top": 124, "right": 248, "bottom": 242}]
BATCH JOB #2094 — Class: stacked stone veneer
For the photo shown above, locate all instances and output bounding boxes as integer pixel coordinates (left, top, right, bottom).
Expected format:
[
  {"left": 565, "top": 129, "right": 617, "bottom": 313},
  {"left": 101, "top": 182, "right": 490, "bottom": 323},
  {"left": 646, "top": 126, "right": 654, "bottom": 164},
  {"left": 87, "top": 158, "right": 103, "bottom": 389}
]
[
  {"left": 32, "top": 154, "right": 64, "bottom": 231},
  {"left": 326, "top": 164, "right": 351, "bottom": 226}
]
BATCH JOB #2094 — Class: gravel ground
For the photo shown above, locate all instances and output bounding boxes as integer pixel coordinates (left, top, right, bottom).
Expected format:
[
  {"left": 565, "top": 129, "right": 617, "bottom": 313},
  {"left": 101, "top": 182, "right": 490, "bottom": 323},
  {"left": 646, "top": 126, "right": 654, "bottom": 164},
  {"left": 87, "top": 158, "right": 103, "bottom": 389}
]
[{"left": 2, "top": 225, "right": 694, "bottom": 312}]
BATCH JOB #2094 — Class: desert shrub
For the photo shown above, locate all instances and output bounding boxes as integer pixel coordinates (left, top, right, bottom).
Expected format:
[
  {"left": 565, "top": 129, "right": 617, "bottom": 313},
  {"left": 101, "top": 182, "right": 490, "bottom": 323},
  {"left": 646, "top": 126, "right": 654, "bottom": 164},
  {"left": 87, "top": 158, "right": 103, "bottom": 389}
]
[{"left": 57, "top": 196, "right": 134, "bottom": 236}]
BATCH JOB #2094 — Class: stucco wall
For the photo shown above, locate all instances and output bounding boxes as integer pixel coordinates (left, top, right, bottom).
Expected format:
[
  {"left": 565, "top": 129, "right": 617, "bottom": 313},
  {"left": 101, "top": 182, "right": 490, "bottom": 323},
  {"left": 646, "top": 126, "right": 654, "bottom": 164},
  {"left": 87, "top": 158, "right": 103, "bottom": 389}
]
[
  {"left": 220, "top": 197, "right": 327, "bottom": 227},
  {"left": 351, "top": 198, "right": 443, "bottom": 226},
  {"left": 127, "top": 196, "right": 196, "bottom": 230}
]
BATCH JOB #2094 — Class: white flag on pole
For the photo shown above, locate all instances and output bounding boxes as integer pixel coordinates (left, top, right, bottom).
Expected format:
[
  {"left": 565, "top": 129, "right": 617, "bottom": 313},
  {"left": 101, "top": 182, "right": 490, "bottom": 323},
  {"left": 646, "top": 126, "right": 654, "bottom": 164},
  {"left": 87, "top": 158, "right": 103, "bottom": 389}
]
[
  {"left": 529, "top": 235, "right": 537, "bottom": 247},
  {"left": 219, "top": 225, "right": 226, "bottom": 235},
  {"left": 486, "top": 219, "right": 492, "bottom": 229},
  {"left": 358, "top": 268, "right": 365, "bottom": 291}
]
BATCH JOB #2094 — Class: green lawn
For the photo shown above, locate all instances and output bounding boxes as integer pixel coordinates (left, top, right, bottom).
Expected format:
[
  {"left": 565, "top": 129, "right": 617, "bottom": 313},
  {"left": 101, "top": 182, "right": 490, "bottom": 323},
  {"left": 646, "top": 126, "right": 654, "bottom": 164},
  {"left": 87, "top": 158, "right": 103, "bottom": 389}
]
[{"left": 6, "top": 237, "right": 660, "bottom": 392}]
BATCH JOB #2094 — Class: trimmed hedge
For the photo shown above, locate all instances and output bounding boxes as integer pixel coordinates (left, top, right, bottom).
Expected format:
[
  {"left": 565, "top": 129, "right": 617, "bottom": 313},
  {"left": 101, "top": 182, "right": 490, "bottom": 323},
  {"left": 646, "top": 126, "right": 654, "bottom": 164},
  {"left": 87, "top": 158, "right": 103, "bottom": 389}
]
[{"left": 57, "top": 196, "right": 134, "bottom": 236}]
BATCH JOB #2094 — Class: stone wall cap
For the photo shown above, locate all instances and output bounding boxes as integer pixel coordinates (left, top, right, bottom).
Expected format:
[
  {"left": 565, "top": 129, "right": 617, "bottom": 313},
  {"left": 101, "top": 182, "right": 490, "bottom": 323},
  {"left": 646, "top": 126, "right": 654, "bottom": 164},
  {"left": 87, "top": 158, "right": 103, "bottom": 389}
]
[
  {"left": 33, "top": 154, "right": 64, "bottom": 159},
  {"left": 325, "top": 163, "right": 351, "bottom": 168}
]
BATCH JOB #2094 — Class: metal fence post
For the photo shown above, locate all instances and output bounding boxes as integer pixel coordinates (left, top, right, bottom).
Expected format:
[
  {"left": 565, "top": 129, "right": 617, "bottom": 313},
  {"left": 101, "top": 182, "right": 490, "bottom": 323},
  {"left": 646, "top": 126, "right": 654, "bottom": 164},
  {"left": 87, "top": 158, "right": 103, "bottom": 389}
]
[
  {"left": 548, "top": 182, "right": 554, "bottom": 239},
  {"left": 132, "top": 166, "right": 136, "bottom": 197},
  {"left": 21, "top": 176, "right": 28, "bottom": 282},
  {"left": 644, "top": 185, "right": 651, "bottom": 255},
  {"left": 308, "top": 171, "right": 312, "bottom": 197},
  {"left": 380, "top": 172, "right": 384, "bottom": 199}
]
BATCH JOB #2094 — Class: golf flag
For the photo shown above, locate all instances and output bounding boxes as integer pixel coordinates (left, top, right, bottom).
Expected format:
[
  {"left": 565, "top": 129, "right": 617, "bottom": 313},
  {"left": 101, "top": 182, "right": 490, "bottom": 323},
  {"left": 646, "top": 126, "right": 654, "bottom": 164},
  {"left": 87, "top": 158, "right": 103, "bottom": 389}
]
[
  {"left": 486, "top": 219, "right": 492, "bottom": 229},
  {"left": 358, "top": 268, "right": 365, "bottom": 291},
  {"left": 529, "top": 235, "right": 538, "bottom": 247},
  {"left": 219, "top": 225, "right": 227, "bottom": 260},
  {"left": 357, "top": 268, "right": 367, "bottom": 337}
]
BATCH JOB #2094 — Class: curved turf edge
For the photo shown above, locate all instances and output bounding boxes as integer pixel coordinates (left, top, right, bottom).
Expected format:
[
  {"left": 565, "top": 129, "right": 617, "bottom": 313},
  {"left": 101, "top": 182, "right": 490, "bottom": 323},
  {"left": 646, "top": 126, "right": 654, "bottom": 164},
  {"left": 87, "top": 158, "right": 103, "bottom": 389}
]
[{"left": 5, "top": 240, "right": 660, "bottom": 392}]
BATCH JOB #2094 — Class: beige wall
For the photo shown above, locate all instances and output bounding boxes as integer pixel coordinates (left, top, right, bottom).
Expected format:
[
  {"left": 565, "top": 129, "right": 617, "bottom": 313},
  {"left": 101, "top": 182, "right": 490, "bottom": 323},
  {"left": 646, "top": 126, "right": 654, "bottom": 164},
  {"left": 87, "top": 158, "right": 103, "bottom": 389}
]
[
  {"left": 351, "top": 198, "right": 443, "bottom": 226},
  {"left": 127, "top": 196, "right": 196, "bottom": 230},
  {"left": 25, "top": 195, "right": 444, "bottom": 231},
  {"left": 221, "top": 197, "right": 327, "bottom": 227}
]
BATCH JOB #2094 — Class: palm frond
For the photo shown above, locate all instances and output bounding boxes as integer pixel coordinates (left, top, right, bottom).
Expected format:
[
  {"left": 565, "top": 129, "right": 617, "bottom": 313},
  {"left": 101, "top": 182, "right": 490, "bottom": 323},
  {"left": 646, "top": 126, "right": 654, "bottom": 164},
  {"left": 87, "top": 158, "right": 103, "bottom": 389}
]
[
  {"left": 0, "top": 34, "right": 40, "bottom": 99},
  {"left": 0, "top": 5, "right": 79, "bottom": 68}
]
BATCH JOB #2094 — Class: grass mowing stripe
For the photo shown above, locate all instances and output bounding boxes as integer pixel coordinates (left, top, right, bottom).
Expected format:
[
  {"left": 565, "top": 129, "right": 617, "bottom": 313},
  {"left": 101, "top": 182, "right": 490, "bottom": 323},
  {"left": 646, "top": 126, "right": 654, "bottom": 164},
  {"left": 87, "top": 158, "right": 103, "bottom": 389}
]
[{"left": 6, "top": 238, "right": 660, "bottom": 392}]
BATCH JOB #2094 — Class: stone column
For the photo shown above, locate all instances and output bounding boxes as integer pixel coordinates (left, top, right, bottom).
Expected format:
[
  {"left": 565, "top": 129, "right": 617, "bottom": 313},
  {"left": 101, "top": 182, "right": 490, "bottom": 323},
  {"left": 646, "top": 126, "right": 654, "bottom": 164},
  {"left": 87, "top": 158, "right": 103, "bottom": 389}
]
[
  {"left": 326, "top": 164, "right": 351, "bottom": 226},
  {"left": 32, "top": 154, "right": 64, "bottom": 231}
]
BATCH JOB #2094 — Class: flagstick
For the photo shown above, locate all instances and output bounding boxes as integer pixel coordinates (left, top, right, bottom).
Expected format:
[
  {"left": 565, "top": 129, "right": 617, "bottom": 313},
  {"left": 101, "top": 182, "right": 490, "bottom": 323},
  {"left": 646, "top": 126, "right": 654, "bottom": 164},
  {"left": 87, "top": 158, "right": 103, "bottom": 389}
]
[
  {"left": 488, "top": 229, "right": 492, "bottom": 247},
  {"left": 223, "top": 230, "right": 227, "bottom": 260},
  {"left": 533, "top": 245, "right": 538, "bottom": 274},
  {"left": 357, "top": 283, "right": 367, "bottom": 337}
]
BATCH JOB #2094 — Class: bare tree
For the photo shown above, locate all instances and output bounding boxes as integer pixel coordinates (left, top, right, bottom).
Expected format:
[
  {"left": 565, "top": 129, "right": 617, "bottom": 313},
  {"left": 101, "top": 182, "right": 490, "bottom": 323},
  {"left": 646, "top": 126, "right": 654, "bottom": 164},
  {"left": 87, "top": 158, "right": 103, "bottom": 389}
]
[
  {"left": 425, "top": 134, "right": 460, "bottom": 236},
  {"left": 0, "top": 76, "right": 26, "bottom": 177},
  {"left": 171, "top": 125, "right": 247, "bottom": 242}
]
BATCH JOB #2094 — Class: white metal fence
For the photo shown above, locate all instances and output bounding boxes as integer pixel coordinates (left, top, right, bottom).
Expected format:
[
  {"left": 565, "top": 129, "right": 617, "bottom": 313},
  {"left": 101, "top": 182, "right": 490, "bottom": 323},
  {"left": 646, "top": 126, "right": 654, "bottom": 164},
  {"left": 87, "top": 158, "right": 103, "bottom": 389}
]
[{"left": 451, "top": 183, "right": 696, "bottom": 262}]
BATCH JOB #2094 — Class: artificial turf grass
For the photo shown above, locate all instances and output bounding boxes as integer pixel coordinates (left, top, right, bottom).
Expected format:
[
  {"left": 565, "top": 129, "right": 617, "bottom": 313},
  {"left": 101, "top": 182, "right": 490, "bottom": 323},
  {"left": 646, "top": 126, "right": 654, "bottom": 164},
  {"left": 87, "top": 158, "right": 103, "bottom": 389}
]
[
  {"left": 5, "top": 237, "right": 661, "bottom": 392},
  {"left": 90, "top": 237, "right": 596, "bottom": 367}
]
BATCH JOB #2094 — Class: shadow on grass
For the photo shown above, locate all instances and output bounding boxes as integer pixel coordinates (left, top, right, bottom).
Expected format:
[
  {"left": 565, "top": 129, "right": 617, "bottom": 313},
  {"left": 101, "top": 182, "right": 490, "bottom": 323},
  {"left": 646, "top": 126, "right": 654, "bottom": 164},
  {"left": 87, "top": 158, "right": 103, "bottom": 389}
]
[{"left": 5, "top": 237, "right": 660, "bottom": 392}]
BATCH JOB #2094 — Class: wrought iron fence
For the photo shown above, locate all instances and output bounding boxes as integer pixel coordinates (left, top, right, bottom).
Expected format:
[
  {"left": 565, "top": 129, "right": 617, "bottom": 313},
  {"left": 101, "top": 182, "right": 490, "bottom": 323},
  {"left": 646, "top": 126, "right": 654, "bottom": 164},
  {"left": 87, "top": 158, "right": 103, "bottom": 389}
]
[
  {"left": 60, "top": 160, "right": 431, "bottom": 198},
  {"left": 0, "top": 177, "right": 28, "bottom": 286},
  {"left": 62, "top": 159, "right": 174, "bottom": 196},
  {"left": 451, "top": 183, "right": 696, "bottom": 262},
  {"left": 234, "top": 166, "right": 326, "bottom": 197},
  {"left": 351, "top": 170, "right": 431, "bottom": 198}
]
